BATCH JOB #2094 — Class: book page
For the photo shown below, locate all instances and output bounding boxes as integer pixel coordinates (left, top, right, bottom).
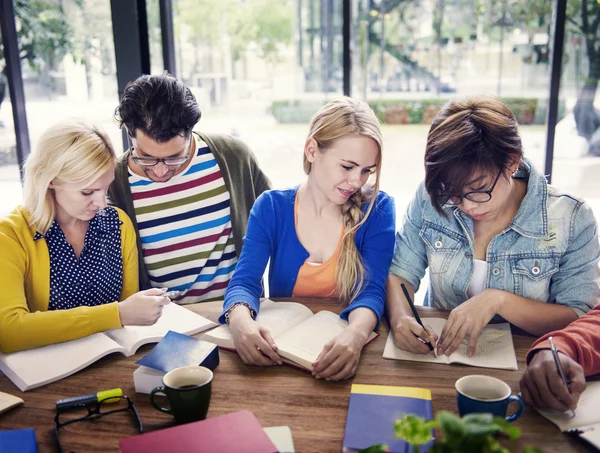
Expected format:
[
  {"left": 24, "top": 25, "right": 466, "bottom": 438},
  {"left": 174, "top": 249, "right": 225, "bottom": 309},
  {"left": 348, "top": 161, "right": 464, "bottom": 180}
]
[
  {"left": 536, "top": 381, "right": 600, "bottom": 432},
  {"left": 201, "top": 300, "right": 314, "bottom": 349},
  {"left": 275, "top": 311, "right": 352, "bottom": 370},
  {"left": 382, "top": 318, "right": 450, "bottom": 365},
  {"left": 264, "top": 426, "right": 295, "bottom": 453},
  {"left": 448, "top": 323, "right": 518, "bottom": 370},
  {"left": 580, "top": 425, "right": 600, "bottom": 450},
  {"left": 0, "top": 333, "right": 124, "bottom": 391},
  {"left": 105, "top": 302, "right": 217, "bottom": 355}
]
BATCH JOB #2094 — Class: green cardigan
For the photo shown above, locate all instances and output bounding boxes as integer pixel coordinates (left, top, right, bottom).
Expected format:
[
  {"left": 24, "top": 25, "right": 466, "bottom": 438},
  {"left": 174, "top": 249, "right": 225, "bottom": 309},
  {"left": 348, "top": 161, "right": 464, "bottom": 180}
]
[{"left": 108, "top": 132, "right": 271, "bottom": 290}]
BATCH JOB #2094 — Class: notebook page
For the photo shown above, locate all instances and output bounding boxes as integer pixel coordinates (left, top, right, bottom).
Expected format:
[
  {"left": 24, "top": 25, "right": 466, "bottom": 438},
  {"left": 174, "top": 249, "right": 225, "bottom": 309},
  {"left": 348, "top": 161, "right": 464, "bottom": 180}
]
[
  {"left": 382, "top": 318, "right": 450, "bottom": 365},
  {"left": 536, "top": 381, "right": 600, "bottom": 432},
  {"left": 105, "top": 302, "right": 217, "bottom": 354},
  {"left": 276, "top": 311, "right": 350, "bottom": 369},
  {"left": 253, "top": 300, "right": 315, "bottom": 339},
  {"left": 579, "top": 425, "right": 600, "bottom": 450},
  {"left": 449, "top": 323, "right": 518, "bottom": 370},
  {"left": 0, "top": 333, "right": 123, "bottom": 391},
  {"left": 200, "top": 300, "right": 314, "bottom": 349}
]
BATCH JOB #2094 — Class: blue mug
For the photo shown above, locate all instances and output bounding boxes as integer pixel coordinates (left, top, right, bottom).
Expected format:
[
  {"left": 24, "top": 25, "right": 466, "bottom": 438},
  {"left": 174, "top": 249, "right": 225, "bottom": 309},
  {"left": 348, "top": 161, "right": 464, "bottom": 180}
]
[{"left": 455, "top": 375, "right": 524, "bottom": 422}]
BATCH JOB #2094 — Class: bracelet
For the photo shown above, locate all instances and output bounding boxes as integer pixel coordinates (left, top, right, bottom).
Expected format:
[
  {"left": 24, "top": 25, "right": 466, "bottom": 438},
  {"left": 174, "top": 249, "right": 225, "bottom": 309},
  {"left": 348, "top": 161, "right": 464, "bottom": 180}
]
[{"left": 224, "top": 302, "right": 256, "bottom": 324}]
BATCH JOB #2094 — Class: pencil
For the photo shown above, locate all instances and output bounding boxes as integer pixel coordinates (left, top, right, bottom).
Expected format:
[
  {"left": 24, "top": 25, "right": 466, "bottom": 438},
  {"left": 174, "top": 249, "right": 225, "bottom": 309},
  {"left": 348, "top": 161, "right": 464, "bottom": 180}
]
[{"left": 400, "top": 283, "right": 434, "bottom": 352}]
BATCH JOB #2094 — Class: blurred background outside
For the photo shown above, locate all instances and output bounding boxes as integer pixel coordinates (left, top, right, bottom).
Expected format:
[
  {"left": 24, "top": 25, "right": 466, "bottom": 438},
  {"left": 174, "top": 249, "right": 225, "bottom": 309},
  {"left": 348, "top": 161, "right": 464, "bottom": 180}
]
[{"left": 1, "top": 0, "right": 599, "bottom": 263}]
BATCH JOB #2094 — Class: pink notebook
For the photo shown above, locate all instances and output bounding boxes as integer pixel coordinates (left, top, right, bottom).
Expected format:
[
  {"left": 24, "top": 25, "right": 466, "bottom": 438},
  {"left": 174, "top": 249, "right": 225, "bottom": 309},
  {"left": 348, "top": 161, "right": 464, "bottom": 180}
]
[{"left": 119, "top": 410, "right": 278, "bottom": 453}]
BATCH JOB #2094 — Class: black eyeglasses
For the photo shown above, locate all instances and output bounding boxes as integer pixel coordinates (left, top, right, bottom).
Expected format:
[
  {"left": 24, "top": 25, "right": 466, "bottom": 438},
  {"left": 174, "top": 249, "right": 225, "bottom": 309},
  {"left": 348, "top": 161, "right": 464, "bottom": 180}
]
[
  {"left": 443, "top": 167, "right": 504, "bottom": 206},
  {"left": 54, "top": 395, "right": 143, "bottom": 453},
  {"left": 129, "top": 136, "right": 192, "bottom": 167}
]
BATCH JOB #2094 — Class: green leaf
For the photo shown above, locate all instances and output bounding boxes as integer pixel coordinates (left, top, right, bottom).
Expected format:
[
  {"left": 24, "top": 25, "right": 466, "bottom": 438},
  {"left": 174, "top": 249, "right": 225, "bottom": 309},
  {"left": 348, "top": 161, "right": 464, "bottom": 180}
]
[
  {"left": 359, "top": 444, "right": 389, "bottom": 453},
  {"left": 437, "top": 411, "right": 468, "bottom": 446},
  {"left": 394, "top": 415, "right": 436, "bottom": 446},
  {"left": 523, "top": 446, "right": 546, "bottom": 453}
]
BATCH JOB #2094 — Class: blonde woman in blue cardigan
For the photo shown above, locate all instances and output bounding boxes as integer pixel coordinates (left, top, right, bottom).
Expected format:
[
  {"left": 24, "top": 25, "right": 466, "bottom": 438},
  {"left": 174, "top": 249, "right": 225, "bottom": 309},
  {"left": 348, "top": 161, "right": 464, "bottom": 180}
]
[{"left": 221, "top": 98, "right": 396, "bottom": 381}]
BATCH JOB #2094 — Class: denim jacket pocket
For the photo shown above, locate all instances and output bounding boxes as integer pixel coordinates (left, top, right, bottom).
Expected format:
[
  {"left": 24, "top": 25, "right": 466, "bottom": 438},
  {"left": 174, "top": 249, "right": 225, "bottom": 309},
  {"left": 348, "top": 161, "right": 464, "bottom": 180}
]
[
  {"left": 420, "top": 223, "right": 462, "bottom": 275},
  {"left": 511, "top": 255, "right": 560, "bottom": 302}
]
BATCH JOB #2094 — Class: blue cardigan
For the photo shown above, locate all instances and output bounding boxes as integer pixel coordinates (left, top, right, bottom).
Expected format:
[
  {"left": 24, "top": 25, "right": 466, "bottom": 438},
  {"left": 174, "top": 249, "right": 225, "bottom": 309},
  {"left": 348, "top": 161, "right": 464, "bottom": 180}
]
[{"left": 219, "top": 188, "right": 396, "bottom": 326}]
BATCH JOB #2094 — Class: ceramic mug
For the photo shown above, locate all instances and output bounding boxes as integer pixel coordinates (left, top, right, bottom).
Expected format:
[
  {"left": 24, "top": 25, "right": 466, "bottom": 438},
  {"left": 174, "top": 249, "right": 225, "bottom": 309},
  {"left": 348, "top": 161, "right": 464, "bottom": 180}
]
[
  {"left": 455, "top": 375, "right": 524, "bottom": 422},
  {"left": 150, "top": 366, "right": 213, "bottom": 424}
]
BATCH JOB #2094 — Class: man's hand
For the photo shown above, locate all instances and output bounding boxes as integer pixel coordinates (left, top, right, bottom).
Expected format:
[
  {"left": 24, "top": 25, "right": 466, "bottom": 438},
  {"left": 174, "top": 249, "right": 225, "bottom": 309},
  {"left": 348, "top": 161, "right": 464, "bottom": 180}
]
[{"left": 520, "top": 349, "right": 586, "bottom": 411}]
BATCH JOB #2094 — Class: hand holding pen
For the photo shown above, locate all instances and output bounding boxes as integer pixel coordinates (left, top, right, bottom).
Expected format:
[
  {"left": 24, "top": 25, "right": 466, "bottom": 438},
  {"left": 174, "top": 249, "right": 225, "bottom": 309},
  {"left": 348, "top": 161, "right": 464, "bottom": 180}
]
[
  {"left": 549, "top": 337, "right": 576, "bottom": 417},
  {"left": 520, "top": 336, "right": 586, "bottom": 414},
  {"left": 391, "top": 283, "right": 437, "bottom": 355}
]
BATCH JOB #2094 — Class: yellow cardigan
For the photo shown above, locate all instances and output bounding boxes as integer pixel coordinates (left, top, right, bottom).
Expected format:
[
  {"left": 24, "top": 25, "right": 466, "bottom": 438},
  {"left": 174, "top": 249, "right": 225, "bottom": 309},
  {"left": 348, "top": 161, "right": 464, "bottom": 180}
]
[{"left": 0, "top": 206, "right": 139, "bottom": 353}]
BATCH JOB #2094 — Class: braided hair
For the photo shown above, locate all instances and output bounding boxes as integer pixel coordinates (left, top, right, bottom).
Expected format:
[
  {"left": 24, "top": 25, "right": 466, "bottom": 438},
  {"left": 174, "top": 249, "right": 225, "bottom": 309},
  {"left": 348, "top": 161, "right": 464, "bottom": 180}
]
[{"left": 303, "top": 97, "right": 383, "bottom": 305}]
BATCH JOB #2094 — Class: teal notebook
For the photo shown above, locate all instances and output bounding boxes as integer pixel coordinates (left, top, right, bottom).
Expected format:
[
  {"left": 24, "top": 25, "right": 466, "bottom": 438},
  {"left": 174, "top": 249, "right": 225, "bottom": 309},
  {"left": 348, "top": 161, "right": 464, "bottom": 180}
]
[{"left": 343, "top": 384, "right": 434, "bottom": 453}]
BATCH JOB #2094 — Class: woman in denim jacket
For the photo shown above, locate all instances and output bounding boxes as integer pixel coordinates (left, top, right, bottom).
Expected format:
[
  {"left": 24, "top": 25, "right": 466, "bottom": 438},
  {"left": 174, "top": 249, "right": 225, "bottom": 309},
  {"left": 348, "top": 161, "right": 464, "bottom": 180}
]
[{"left": 387, "top": 95, "right": 600, "bottom": 358}]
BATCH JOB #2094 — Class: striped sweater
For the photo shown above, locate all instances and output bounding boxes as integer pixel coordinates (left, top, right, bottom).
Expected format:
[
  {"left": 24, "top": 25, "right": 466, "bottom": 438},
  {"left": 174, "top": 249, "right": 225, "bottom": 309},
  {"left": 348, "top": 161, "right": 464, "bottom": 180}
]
[
  {"left": 129, "top": 139, "right": 237, "bottom": 303},
  {"left": 109, "top": 132, "right": 271, "bottom": 293}
]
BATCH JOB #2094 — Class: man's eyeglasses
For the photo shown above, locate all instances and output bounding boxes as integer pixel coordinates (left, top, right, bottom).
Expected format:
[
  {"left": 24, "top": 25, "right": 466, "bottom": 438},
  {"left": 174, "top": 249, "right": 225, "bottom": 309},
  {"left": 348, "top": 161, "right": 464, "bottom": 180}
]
[
  {"left": 443, "top": 167, "right": 504, "bottom": 206},
  {"left": 54, "top": 395, "right": 143, "bottom": 453},
  {"left": 129, "top": 136, "right": 192, "bottom": 167}
]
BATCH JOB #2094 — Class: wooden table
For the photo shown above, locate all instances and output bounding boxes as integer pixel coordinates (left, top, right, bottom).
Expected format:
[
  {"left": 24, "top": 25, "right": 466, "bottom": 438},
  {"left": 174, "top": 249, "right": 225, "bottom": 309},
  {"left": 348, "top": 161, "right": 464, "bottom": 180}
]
[{"left": 0, "top": 299, "right": 594, "bottom": 452}]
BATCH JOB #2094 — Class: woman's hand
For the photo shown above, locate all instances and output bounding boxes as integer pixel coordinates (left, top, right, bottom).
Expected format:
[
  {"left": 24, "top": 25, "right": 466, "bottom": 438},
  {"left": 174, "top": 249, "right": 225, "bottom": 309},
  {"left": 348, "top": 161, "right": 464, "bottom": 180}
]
[
  {"left": 118, "top": 288, "right": 170, "bottom": 326},
  {"left": 391, "top": 315, "right": 438, "bottom": 354},
  {"left": 228, "top": 305, "right": 282, "bottom": 366},
  {"left": 437, "top": 289, "right": 504, "bottom": 356},
  {"left": 312, "top": 327, "right": 368, "bottom": 381}
]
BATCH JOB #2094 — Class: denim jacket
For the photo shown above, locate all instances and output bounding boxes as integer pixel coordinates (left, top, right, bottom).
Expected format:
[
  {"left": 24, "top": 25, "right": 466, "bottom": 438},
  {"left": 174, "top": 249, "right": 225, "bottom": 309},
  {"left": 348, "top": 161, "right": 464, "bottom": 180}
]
[{"left": 390, "top": 159, "right": 600, "bottom": 316}]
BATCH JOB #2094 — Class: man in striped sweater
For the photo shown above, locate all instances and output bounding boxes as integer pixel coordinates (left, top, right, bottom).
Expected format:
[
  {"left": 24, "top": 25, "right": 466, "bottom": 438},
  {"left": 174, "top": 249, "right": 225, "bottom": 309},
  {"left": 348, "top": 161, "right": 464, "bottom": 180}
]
[{"left": 108, "top": 73, "right": 271, "bottom": 304}]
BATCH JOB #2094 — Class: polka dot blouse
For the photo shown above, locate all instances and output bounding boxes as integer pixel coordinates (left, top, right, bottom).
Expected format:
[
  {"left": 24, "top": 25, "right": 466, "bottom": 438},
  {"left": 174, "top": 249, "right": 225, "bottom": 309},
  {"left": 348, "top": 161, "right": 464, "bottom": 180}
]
[{"left": 34, "top": 207, "right": 124, "bottom": 310}]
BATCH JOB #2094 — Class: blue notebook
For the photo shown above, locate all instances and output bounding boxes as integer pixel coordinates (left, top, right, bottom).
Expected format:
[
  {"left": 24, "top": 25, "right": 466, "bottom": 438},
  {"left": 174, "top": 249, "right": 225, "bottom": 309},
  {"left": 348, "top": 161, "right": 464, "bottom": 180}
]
[
  {"left": 343, "top": 384, "right": 434, "bottom": 453},
  {"left": 0, "top": 428, "right": 37, "bottom": 453},
  {"left": 136, "top": 331, "right": 219, "bottom": 372}
]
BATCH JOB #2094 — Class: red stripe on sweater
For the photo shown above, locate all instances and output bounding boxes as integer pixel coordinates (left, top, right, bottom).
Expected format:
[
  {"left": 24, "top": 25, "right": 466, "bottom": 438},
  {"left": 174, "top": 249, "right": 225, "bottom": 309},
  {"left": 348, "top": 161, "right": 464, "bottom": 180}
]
[
  {"left": 183, "top": 281, "right": 230, "bottom": 298},
  {"left": 142, "top": 228, "right": 232, "bottom": 257},
  {"left": 132, "top": 170, "right": 221, "bottom": 200}
]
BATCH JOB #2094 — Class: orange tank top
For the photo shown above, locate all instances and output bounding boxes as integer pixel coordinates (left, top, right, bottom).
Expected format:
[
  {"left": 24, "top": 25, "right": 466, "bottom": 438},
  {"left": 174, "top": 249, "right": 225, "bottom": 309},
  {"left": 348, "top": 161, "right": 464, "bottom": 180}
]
[{"left": 292, "top": 192, "right": 343, "bottom": 298}]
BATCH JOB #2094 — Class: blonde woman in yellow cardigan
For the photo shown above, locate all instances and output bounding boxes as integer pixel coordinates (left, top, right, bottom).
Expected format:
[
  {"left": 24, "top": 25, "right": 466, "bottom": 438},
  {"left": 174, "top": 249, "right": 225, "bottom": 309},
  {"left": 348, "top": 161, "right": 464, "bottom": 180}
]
[{"left": 0, "top": 120, "right": 170, "bottom": 353}]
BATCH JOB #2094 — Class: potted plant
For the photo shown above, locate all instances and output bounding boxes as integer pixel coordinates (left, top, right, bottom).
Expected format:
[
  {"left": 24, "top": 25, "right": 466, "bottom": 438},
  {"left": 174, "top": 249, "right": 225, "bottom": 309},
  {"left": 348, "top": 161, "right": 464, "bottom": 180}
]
[{"left": 360, "top": 411, "right": 544, "bottom": 453}]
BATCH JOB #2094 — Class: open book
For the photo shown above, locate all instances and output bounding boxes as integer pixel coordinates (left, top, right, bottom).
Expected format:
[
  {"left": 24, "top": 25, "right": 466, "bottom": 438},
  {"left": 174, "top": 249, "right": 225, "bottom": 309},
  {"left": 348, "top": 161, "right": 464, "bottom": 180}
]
[
  {"left": 382, "top": 318, "right": 518, "bottom": 370},
  {"left": 0, "top": 303, "right": 217, "bottom": 392},
  {"left": 201, "top": 299, "right": 378, "bottom": 371},
  {"left": 536, "top": 381, "right": 600, "bottom": 450}
]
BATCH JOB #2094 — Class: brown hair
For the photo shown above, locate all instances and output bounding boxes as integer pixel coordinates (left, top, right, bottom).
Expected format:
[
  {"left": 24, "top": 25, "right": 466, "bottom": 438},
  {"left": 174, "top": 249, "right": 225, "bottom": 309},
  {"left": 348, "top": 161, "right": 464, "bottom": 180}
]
[
  {"left": 425, "top": 95, "right": 523, "bottom": 213},
  {"left": 304, "top": 97, "right": 383, "bottom": 305}
]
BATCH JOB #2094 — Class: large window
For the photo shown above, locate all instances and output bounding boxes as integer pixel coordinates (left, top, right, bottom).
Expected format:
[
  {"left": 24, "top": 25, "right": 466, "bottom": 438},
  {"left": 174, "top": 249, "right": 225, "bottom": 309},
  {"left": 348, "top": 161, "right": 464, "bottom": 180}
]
[
  {"left": 172, "top": 0, "right": 344, "bottom": 189},
  {"left": 350, "top": 0, "right": 556, "bottom": 216}
]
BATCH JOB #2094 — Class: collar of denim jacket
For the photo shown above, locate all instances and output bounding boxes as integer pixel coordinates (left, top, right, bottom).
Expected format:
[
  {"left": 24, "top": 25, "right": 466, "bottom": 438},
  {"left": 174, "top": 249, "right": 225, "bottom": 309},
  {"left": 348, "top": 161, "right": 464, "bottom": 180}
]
[{"left": 504, "top": 158, "right": 548, "bottom": 238}]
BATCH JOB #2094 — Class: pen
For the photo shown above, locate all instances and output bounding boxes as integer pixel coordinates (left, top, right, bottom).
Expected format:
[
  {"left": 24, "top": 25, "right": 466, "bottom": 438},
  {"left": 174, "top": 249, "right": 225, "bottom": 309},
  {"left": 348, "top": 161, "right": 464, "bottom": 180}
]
[
  {"left": 401, "top": 283, "right": 434, "bottom": 353},
  {"left": 549, "top": 336, "right": 576, "bottom": 418},
  {"left": 164, "top": 290, "right": 181, "bottom": 299},
  {"left": 56, "top": 388, "right": 123, "bottom": 411}
]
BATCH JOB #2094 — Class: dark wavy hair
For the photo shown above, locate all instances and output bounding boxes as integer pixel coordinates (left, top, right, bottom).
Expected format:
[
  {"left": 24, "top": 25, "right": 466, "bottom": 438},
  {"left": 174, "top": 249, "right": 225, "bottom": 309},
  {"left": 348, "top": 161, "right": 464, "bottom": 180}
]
[
  {"left": 425, "top": 95, "right": 523, "bottom": 214},
  {"left": 114, "top": 72, "right": 201, "bottom": 143}
]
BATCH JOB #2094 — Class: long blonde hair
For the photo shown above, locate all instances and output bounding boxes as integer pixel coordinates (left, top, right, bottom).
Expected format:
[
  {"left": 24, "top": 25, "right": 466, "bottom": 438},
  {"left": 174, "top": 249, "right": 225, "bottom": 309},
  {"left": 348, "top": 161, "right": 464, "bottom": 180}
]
[
  {"left": 303, "top": 97, "right": 383, "bottom": 305},
  {"left": 23, "top": 120, "right": 116, "bottom": 234}
]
